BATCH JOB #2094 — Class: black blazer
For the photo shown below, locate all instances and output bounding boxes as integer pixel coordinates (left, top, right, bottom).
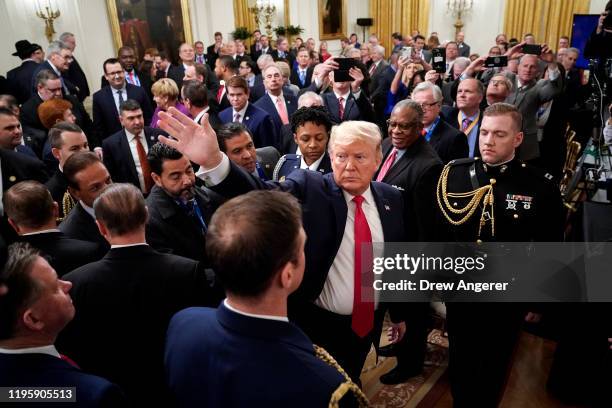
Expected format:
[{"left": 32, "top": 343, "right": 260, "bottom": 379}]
[
  {"left": 92, "top": 84, "right": 153, "bottom": 144},
  {"left": 428, "top": 117, "right": 469, "bottom": 164},
  {"left": 155, "top": 64, "right": 184, "bottom": 90},
  {"left": 6, "top": 60, "right": 39, "bottom": 104},
  {"left": 441, "top": 105, "right": 483, "bottom": 158},
  {"left": 145, "top": 185, "right": 224, "bottom": 262},
  {"left": 322, "top": 91, "right": 375, "bottom": 124},
  {"left": 102, "top": 127, "right": 166, "bottom": 190},
  {"left": 31, "top": 61, "right": 78, "bottom": 97},
  {"left": 45, "top": 169, "right": 70, "bottom": 216},
  {"left": 0, "top": 148, "right": 48, "bottom": 188},
  {"left": 64, "top": 57, "right": 90, "bottom": 102},
  {"left": 290, "top": 66, "right": 314, "bottom": 89},
  {"left": 374, "top": 137, "right": 443, "bottom": 241},
  {"left": 58, "top": 202, "right": 109, "bottom": 252},
  {"left": 0, "top": 353, "right": 127, "bottom": 406},
  {"left": 19, "top": 231, "right": 102, "bottom": 276},
  {"left": 57, "top": 245, "right": 219, "bottom": 407},
  {"left": 100, "top": 68, "right": 154, "bottom": 102},
  {"left": 279, "top": 124, "right": 297, "bottom": 154}
]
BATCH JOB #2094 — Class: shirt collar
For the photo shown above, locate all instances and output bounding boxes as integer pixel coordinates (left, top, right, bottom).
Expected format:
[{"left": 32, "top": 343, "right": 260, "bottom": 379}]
[
  {"left": 46, "top": 60, "right": 61, "bottom": 76},
  {"left": 0, "top": 345, "right": 60, "bottom": 358},
  {"left": 233, "top": 102, "right": 249, "bottom": 118},
  {"left": 124, "top": 128, "right": 142, "bottom": 142},
  {"left": 299, "top": 152, "right": 325, "bottom": 171},
  {"left": 223, "top": 299, "right": 289, "bottom": 322},
  {"left": 194, "top": 107, "right": 209, "bottom": 123},
  {"left": 21, "top": 229, "right": 61, "bottom": 236},
  {"left": 268, "top": 92, "right": 284, "bottom": 104},
  {"left": 80, "top": 201, "right": 96, "bottom": 219},
  {"left": 341, "top": 185, "right": 374, "bottom": 206},
  {"left": 333, "top": 90, "right": 351, "bottom": 100},
  {"left": 111, "top": 242, "right": 148, "bottom": 249}
]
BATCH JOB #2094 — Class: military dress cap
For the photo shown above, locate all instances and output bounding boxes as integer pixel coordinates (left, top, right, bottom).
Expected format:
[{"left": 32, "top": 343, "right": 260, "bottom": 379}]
[{"left": 12, "top": 40, "right": 42, "bottom": 59}]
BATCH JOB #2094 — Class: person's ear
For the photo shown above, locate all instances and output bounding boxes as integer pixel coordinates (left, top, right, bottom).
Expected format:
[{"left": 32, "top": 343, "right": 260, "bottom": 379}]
[
  {"left": 95, "top": 220, "right": 111, "bottom": 243},
  {"left": 151, "top": 172, "right": 162, "bottom": 187}
]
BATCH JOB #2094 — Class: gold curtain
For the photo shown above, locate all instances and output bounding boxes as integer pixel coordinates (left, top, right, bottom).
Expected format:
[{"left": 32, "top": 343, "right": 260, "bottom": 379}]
[
  {"left": 369, "top": 0, "right": 430, "bottom": 56},
  {"left": 503, "top": 0, "right": 590, "bottom": 50},
  {"left": 233, "top": 0, "right": 257, "bottom": 45}
]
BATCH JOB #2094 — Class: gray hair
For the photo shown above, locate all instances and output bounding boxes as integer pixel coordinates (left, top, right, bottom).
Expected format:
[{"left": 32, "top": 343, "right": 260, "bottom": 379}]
[
  {"left": 46, "top": 40, "right": 69, "bottom": 56},
  {"left": 297, "top": 91, "right": 323, "bottom": 108},
  {"left": 412, "top": 81, "right": 443, "bottom": 103},
  {"left": 347, "top": 48, "right": 361, "bottom": 58},
  {"left": 392, "top": 99, "right": 424, "bottom": 124},
  {"left": 451, "top": 56, "right": 471, "bottom": 71},
  {"left": 372, "top": 45, "right": 385, "bottom": 57},
  {"left": 59, "top": 32, "right": 74, "bottom": 42},
  {"left": 489, "top": 74, "right": 514, "bottom": 92},
  {"left": 329, "top": 121, "right": 382, "bottom": 162},
  {"left": 257, "top": 54, "right": 274, "bottom": 69},
  {"left": 566, "top": 47, "right": 580, "bottom": 57}
]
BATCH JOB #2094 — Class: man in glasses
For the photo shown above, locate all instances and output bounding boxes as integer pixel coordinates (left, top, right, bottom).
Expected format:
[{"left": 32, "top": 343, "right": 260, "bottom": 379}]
[{"left": 373, "top": 99, "right": 442, "bottom": 385}]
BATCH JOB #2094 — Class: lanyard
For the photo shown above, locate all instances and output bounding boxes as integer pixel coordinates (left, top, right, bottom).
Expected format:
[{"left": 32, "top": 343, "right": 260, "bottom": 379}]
[
  {"left": 424, "top": 116, "right": 441, "bottom": 142},
  {"left": 458, "top": 111, "right": 480, "bottom": 135}
]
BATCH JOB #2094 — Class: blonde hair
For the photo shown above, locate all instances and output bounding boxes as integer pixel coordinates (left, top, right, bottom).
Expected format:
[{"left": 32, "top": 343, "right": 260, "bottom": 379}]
[
  {"left": 329, "top": 121, "right": 382, "bottom": 161},
  {"left": 151, "top": 78, "right": 179, "bottom": 101}
]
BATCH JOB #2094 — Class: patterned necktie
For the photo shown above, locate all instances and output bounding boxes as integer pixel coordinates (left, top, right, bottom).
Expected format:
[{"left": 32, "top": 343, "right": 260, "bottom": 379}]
[
  {"left": 338, "top": 96, "right": 345, "bottom": 120},
  {"left": 461, "top": 117, "right": 473, "bottom": 133},
  {"left": 376, "top": 148, "right": 398, "bottom": 182},
  {"left": 351, "top": 195, "right": 374, "bottom": 338},
  {"left": 234, "top": 112, "right": 241, "bottom": 123},
  {"left": 369, "top": 62, "right": 377, "bottom": 77},
  {"left": 276, "top": 97, "right": 289, "bottom": 125},
  {"left": 135, "top": 134, "right": 153, "bottom": 194},
  {"left": 117, "top": 90, "right": 124, "bottom": 113},
  {"left": 299, "top": 69, "right": 306, "bottom": 85}
]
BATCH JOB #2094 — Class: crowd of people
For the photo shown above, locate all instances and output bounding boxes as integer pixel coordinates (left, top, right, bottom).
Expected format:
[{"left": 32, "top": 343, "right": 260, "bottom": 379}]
[{"left": 1, "top": 5, "right": 612, "bottom": 407}]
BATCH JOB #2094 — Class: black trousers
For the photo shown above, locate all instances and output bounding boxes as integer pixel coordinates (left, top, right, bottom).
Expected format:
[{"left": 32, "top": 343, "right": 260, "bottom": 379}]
[
  {"left": 386, "top": 302, "right": 431, "bottom": 372},
  {"left": 445, "top": 303, "right": 525, "bottom": 408},
  {"left": 293, "top": 302, "right": 385, "bottom": 384}
]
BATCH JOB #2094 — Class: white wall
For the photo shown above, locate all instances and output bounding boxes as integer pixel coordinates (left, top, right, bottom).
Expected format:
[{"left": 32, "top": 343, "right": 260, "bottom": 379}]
[
  {"left": 429, "top": 0, "right": 507, "bottom": 56},
  {"left": 590, "top": 0, "right": 608, "bottom": 14}
]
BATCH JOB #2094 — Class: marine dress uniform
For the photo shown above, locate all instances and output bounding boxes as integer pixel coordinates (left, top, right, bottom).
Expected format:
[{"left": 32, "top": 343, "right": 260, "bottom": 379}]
[{"left": 435, "top": 156, "right": 563, "bottom": 407}]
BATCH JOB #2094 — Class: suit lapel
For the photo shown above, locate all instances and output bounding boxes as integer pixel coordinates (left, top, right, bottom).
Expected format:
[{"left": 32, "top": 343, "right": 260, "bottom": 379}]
[
  {"left": 327, "top": 175, "right": 348, "bottom": 251},
  {"left": 119, "top": 131, "right": 139, "bottom": 184},
  {"left": 343, "top": 95, "right": 356, "bottom": 119},
  {"left": 370, "top": 183, "right": 393, "bottom": 240},
  {"left": 326, "top": 94, "right": 340, "bottom": 122}
]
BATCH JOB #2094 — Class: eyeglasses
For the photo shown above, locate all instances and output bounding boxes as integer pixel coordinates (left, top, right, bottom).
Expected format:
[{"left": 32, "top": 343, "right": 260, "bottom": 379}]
[
  {"left": 489, "top": 79, "right": 507, "bottom": 86},
  {"left": 419, "top": 101, "right": 440, "bottom": 110},
  {"left": 386, "top": 120, "right": 419, "bottom": 132}
]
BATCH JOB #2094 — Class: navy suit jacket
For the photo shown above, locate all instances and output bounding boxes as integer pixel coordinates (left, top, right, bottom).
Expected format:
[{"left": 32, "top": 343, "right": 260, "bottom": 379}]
[
  {"left": 322, "top": 91, "right": 375, "bottom": 124},
  {"left": 0, "top": 352, "right": 126, "bottom": 407},
  {"left": 92, "top": 84, "right": 153, "bottom": 145},
  {"left": 290, "top": 66, "right": 314, "bottom": 89},
  {"left": 427, "top": 117, "right": 469, "bottom": 164},
  {"left": 6, "top": 60, "right": 39, "bottom": 104},
  {"left": 253, "top": 92, "right": 297, "bottom": 138},
  {"left": 102, "top": 127, "right": 166, "bottom": 190},
  {"left": 31, "top": 61, "right": 77, "bottom": 97},
  {"left": 165, "top": 303, "right": 348, "bottom": 408},
  {"left": 219, "top": 103, "right": 278, "bottom": 148},
  {"left": 441, "top": 105, "right": 483, "bottom": 158},
  {"left": 208, "top": 162, "right": 409, "bottom": 306}
]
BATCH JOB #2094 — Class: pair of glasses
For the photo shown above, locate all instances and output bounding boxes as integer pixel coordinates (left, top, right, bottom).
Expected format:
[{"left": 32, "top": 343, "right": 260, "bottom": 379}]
[
  {"left": 419, "top": 101, "right": 439, "bottom": 110},
  {"left": 386, "top": 120, "right": 419, "bottom": 131}
]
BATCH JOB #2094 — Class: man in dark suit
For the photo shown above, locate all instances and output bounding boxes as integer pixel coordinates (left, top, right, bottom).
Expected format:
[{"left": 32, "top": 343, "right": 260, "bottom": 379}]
[
  {"left": 249, "top": 29, "right": 262, "bottom": 57},
  {"left": 206, "top": 32, "right": 224, "bottom": 70},
  {"left": 273, "top": 106, "right": 332, "bottom": 181},
  {"left": 0, "top": 242, "right": 127, "bottom": 407},
  {"left": 20, "top": 70, "right": 94, "bottom": 146},
  {"left": 157, "top": 110, "right": 412, "bottom": 383},
  {"left": 153, "top": 51, "right": 184, "bottom": 86},
  {"left": 182, "top": 80, "right": 222, "bottom": 129},
  {"left": 0, "top": 107, "right": 41, "bottom": 160},
  {"left": 251, "top": 34, "right": 273, "bottom": 62},
  {"left": 60, "top": 32, "right": 90, "bottom": 103},
  {"left": 45, "top": 122, "right": 90, "bottom": 219},
  {"left": 59, "top": 152, "right": 112, "bottom": 251},
  {"left": 254, "top": 64, "right": 297, "bottom": 137},
  {"left": 31, "top": 41, "right": 78, "bottom": 98},
  {"left": 93, "top": 58, "right": 153, "bottom": 146},
  {"left": 456, "top": 32, "right": 471, "bottom": 58},
  {"left": 290, "top": 47, "right": 315, "bottom": 89},
  {"left": 213, "top": 55, "right": 238, "bottom": 112},
  {"left": 4, "top": 181, "right": 100, "bottom": 276},
  {"left": 441, "top": 78, "right": 485, "bottom": 158},
  {"left": 412, "top": 82, "right": 468, "bottom": 163},
  {"left": 323, "top": 68, "right": 375, "bottom": 124},
  {"left": 6, "top": 40, "right": 44, "bottom": 104},
  {"left": 165, "top": 190, "right": 365, "bottom": 407},
  {"left": 145, "top": 143, "right": 223, "bottom": 262},
  {"left": 216, "top": 122, "right": 280, "bottom": 181},
  {"left": 367, "top": 45, "right": 390, "bottom": 98},
  {"left": 373, "top": 100, "right": 443, "bottom": 384},
  {"left": 58, "top": 183, "right": 218, "bottom": 407},
  {"left": 271, "top": 37, "right": 295, "bottom": 67},
  {"left": 219, "top": 76, "right": 278, "bottom": 148},
  {"left": 102, "top": 99, "right": 164, "bottom": 194}
]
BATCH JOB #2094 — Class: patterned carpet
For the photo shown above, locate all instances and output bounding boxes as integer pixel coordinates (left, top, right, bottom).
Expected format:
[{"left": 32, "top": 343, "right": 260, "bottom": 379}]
[{"left": 361, "top": 329, "right": 449, "bottom": 407}]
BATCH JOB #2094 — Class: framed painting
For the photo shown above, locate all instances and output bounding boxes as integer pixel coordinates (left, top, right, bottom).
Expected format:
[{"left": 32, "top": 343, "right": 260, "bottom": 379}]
[
  {"left": 106, "top": 0, "right": 193, "bottom": 63},
  {"left": 318, "top": 0, "right": 346, "bottom": 40}
]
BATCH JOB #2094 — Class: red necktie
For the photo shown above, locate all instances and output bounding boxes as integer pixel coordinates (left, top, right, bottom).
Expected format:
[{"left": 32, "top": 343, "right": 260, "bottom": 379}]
[
  {"left": 376, "top": 148, "right": 398, "bottom": 182},
  {"left": 352, "top": 195, "right": 374, "bottom": 338},
  {"left": 338, "top": 96, "right": 345, "bottom": 120},
  {"left": 129, "top": 71, "right": 135, "bottom": 84},
  {"left": 217, "top": 84, "right": 225, "bottom": 104},
  {"left": 135, "top": 134, "right": 154, "bottom": 194}
]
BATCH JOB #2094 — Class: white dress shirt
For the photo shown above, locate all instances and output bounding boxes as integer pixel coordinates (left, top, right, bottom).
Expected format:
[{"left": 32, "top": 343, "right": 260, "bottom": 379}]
[
  {"left": 193, "top": 106, "right": 210, "bottom": 125},
  {"left": 224, "top": 299, "right": 289, "bottom": 322},
  {"left": 296, "top": 148, "right": 325, "bottom": 171},
  {"left": 112, "top": 85, "right": 127, "bottom": 114},
  {"left": 125, "top": 129, "right": 148, "bottom": 192},
  {"left": 231, "top": 102, "right": 249, "bottom": 123},
  {"left": 314, "top": 188, "right": 384, "bottom": 315},
  {"left": 81, "top": 201, "right": 96, "bottom": 219},
  {"left": 0, "top": 345, "right": 60, "bottom": 358},
  {"left": 21, "top": 229, "right": 61, "bottom": 236}
]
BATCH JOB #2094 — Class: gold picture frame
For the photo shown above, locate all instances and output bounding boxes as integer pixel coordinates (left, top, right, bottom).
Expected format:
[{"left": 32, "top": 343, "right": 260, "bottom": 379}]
[
  {"left": 106, "top": 0, "right": 193, "bottom": 62},
  {"left": 318, "top": 0, "right": 346, "bottom": 40}
]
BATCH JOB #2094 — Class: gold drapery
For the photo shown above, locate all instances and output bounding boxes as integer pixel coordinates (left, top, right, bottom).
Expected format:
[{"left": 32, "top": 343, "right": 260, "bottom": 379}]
[
  {"left": 233, "top": 0, "right": 257, "bottom": 45},
  {"left": 369, "top": 0, "right": 430, "bottom": 56},
  {"left": 503, "top": 0, "right": 590, "bottom": 50}
]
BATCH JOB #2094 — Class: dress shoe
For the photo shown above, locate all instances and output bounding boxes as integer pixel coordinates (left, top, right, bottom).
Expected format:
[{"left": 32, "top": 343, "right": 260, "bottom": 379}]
[
  {"left": 377, "top": 343, "right": 399, "bottom": 357},
  {"left": 379, "top": 366, "right": 422, "bottom": 385}
]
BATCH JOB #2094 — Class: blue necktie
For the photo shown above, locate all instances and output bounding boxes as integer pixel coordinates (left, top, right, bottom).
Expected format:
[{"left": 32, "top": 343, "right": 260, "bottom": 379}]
[{"left": 299, "top": 70, "right": 306, "bottom": 86}]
